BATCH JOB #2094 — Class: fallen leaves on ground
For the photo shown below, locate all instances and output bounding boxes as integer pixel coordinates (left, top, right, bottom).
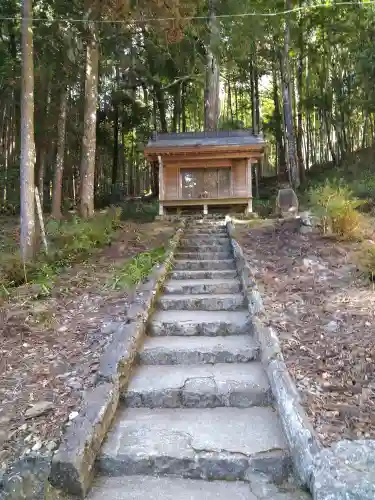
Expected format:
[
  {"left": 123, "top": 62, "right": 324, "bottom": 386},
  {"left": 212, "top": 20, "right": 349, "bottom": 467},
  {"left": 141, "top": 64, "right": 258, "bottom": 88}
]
[
  {"left": 235, "top": 219, "right": 375, "bottom": 446},
  {"left": 0, "top": 221, "right": 175, "bottom": 474}
]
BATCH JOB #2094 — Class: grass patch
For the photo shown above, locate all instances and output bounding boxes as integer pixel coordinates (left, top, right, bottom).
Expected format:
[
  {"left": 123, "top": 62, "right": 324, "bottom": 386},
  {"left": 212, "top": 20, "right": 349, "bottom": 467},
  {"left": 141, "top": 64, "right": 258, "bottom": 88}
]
[
  {"left": 107, "top": 247, "right": 165, "bottom": 290},
  {"left": 0, "top": 208, "right": 123, "bottom": 295},
  {"left": 252, "top": 198, "right": 274, "bottom": 218},
  {"left": 120, "top": 200, "right": 158, "bottom": 222}
]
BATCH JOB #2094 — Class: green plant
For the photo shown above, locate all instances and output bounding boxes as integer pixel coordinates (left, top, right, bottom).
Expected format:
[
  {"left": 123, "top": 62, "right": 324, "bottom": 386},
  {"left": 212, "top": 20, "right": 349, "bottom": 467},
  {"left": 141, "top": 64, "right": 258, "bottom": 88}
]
[
  {"left": 119, "top": 200, "right": 158, "bottom": 222},
  {"left": 253, "top": 198, "right": 273, "bottom": 217},
  {"left": 0, "top": 209, "right": 123, "bottom": 292},
  {"left": 309, "top": 180, "right": 365, "bottom": 240},
  {"left": 107, "top": 247, "right": 165, "bottom": 290},
  {"left": 356, "top": 241, "right": 375, "bottom": 282}
]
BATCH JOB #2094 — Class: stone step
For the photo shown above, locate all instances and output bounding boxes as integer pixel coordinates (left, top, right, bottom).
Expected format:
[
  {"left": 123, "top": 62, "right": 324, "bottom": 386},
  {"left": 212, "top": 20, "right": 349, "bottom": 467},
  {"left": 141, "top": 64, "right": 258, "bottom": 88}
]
[
  {"left": 175, "top": 252, "right": 232, "bottom": 260},
  {"left": 88, "top": 476, "right": 252, "bottom": 500},
  {"left": 163, "top": 278, "right": 241, "bottom": 295},
  {"left": 148, "top": 310, "right": 252, "bottom": 337},
  {"left": 181, "top": 244, "right": 232, "bottom": 252},
  {"left": 97, "top": 407, "right": 289, "bottom": 481},
  {"left": 185, "top": 228, "right": 227, "bottom": 235},
  {"left": 89, "top": 475, "right": 312, "bottom": 500},
  {"left": 123, "top": 363, "right": 271, "bottom": 408},
  {"left": 180, "top": 236, "right": 230, "bottom": 246},
  {"left": 184, "top": 233, "right": 228, "bottom": 239},
  {"left": 173, "top": 260, "right": 235, "bottom": 271},
  {"left": 139, "top": 335, "right": 259, "bottom": 365},
  {"left": 170, "top": 269, "right": 238, "bottom": 280},
  {"left": 158, "top": 293, "right": 245, "bottom": 311}
]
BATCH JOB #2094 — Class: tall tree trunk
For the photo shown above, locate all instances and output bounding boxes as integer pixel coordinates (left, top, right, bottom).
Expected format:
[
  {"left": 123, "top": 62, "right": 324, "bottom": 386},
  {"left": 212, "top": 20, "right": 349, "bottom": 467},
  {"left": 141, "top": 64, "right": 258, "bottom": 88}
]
[
  {"left": 112, "top": 66, "right": 120, "bottom": 185},
  {"left": 181, "top": 81, "right": 187, "bottom": 132},
  {"left": 112, "top": 102, "right": 119, "bottom": 185},
  {"left": 254, "top": 61, "right": 260, "bottom": 133},
  {"left": 155, "top": 84, "right": 168, "bottom": 132},
  {"left": 282, "top": 1, "right": 299, "bottom": 188},
  {"left": 9, "top": 22, "right": 21, "bottom": 159},
  {"left": 80, "top": 26, "right": 99, "bottom": 218},
  {"left": 20, "top": 0, "right": 36, "bottom": 261},
  {"left": 172, "top": 82, "right": 181, "bottom": 133},
  {"left": 152, "top": 96, "right": 157, "bottom": 131},
  {"left": 35, "top": 72, "right": 50, "bottom": 209},
  {"left": 227, "top": 79, "right": 234, "bottom": 123},
  {"left": 234, "top": 83, "right": 238, "bottom": 121},
  {"left": 297, "top": 5, "right": 305, "bottom": 184},
  {"left": 52, "top": 84, "right": 68, "bottom": 218},
  {"left": 272, "top": 63, "right": 286, "bottom": 177},
  {"left": 204, "top": 0, "right": 220, "bottom": 131},
  {"left": 250, "top": 59, "right": 256, "bottom": 132}
]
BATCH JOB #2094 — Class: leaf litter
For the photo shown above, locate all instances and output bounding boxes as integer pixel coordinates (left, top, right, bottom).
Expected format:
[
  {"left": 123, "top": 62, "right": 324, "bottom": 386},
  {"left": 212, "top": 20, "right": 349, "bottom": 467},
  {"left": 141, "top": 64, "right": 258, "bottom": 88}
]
[
  {"left": 0, "top": 220, "right": 175, "bottom": 475},
  {"left": 235, "top": 219, "right": 375, "bottom": 446}
]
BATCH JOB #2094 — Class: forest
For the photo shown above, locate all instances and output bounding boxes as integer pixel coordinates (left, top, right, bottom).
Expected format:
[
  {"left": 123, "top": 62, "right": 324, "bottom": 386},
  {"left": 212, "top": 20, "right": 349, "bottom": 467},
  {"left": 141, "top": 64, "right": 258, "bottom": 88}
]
[
  {"left": 1, "top": 0, "right": 375, "bottom": 261},
  {"left": 2, "top": 3, "right": 375, "bottom": 487}
]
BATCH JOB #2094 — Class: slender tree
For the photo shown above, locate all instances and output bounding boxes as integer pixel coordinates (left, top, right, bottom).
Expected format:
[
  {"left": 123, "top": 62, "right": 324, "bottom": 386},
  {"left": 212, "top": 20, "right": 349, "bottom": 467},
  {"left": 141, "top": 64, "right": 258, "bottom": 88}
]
[
  {"left": 20, "top": 0, "right": 36, "bottom": 260},
  {"left": 80, "top": 19, "right": 99, "bottom": 218},
  {"left": 52, "top": 84, "right": 68, "bottom": 218},
  {"left": 204, "top": 0, "right": 220, "bottom": 130},
  {"left": 282, "top": 0, "right": 299, "bottom": 187}
]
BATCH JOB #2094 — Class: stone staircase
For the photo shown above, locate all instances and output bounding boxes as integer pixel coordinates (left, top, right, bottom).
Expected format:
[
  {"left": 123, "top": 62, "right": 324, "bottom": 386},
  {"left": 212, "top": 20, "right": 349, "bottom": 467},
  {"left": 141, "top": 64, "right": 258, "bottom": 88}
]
[{"left": 89, "top": 221, "right": 311, "bottom": 499}]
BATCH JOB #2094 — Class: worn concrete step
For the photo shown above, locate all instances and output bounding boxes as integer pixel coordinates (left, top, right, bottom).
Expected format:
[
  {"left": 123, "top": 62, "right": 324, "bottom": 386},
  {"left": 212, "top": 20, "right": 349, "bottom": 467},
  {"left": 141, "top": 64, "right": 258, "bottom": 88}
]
[
  {"left": 163, "top": 278, "right": 241, "bottom": 295},
  {"left": 158, "top": 293, "right": 245, "bottom": 311},
  {"left": 148, "top": 310, "right": 252, "bottom": 337},
  {"left": 89, "top": 476, "right": 252, "bottom": 500},
  {"left": 89, "top": 475, "right": 312, "bottom": 500},
  {"left": 185, "top": 228, "right": 227, "bottom": 235},
  {"left": 180, "top": 236, "right": 229, "bottom": 246},
  {"left": 173, "top": 259, "right": 235, "bottom": 271},
  {"left": 175, "top": 252, "right": 232, "bottom": 260},
  {"left": 170, "top": 269, "right": 238, "bottom": 280},
  {"left": 139, "top": 335, "right": 259, "bottom": 365},
  {"left": 97, "top": 407, "right": 289, "bottom": 481},
  {"left": 184, "top": 233, "right": 228, "bottom": 239},
  {"left": 181, "top": 244, "right": 232, "bottom": 253},
  {"left": 123, "top": 363, "right": 271, "bottom": 408}
]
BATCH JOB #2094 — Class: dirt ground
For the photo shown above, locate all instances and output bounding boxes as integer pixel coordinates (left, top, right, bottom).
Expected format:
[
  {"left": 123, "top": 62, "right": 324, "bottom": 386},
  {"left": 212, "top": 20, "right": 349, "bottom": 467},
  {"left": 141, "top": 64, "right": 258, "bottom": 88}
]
[
  {"left": 0, "top": 220, "right": 175, "bottom": 475},
  {"left": 235, "top": 219, "right": 375, "bottom": 446}
]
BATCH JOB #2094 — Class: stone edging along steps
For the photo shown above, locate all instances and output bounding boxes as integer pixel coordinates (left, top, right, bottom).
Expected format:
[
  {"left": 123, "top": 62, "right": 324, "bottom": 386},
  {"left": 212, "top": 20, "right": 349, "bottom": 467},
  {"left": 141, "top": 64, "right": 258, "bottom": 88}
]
[
  {"left": 48, "top": 217, "right": 315, "bottom": 499},
  {"left": 226, "top": 219, "right": 322, "bottom": 490},
  {"left": 228, "top": 218, "right": 375, "bottom": 500},
  {"left": 48, "top": 220, "right": 187, "bottom": 497},
  {"left": 47, "top": 217, "right": 374, "bottom": 500}
]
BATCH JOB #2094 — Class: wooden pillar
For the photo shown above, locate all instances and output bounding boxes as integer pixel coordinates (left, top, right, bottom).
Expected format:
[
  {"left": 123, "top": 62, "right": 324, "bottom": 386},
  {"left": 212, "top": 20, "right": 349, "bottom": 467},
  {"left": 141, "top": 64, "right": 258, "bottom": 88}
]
[
  {"left": 158, "top": 155, "right": 164, "bottom": 216},
  {"left": 254, "top": 162, "right": 259, "bottom": 198},
  {"left": 246, "top": 159, "right": 253, "bottom": 213}
]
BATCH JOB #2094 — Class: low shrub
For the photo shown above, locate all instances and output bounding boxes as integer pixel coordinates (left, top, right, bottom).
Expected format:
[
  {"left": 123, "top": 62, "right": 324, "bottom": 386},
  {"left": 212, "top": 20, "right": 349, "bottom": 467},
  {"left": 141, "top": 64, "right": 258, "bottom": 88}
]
[
  {"left": 0, "top": 208, "right": 123, "bottom": 293},
  {"left": 253, "top": 198, "right": 273, "bottom": 217},
  {"left": 356, "top": 241, "right": 375, "bottom": 282},
  {"left": 119, "top": 200, "right": 158, "bottom": 222},
  {"left": 308, "top": 180, "right": 366, "bottom": 240},
  {"left": 107, "top": 247, "right": 165, "bottom": 290}
]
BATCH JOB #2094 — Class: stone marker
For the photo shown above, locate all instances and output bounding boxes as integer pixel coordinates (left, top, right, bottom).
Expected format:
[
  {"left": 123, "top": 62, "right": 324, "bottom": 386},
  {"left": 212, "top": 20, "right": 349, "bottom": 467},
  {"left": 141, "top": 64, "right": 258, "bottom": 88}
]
[{"left": 275, "top": 187, "right": 299, "bottom": 218}]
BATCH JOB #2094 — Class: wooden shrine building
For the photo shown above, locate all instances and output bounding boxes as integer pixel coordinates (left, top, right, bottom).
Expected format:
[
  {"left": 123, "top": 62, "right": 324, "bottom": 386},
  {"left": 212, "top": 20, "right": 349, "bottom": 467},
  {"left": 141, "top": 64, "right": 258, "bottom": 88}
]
[{"left": 144, "top": 130, "right": 265, "bottom": 216}]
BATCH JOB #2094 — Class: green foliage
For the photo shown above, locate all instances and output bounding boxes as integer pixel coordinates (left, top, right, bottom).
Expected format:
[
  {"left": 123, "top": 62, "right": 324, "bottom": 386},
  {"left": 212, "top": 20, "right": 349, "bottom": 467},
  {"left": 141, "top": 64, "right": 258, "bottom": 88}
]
[
  {"left": 120, "top": 200, "right": 158, "bottom": 222},
  {"left": 253, "top": 198, "right": 273, "bottom": 217},
  {"left": 107, "top": 247, "right": 165, "bottom": 290},
  {"left": 0, "top": 209, "right": 123, "bottom": 293},
  {"left": 357, "top": 241, "right": 375, "bottom": 281},
  {"left": 308, "top": 180, "right": 365, "bottom": 239}
]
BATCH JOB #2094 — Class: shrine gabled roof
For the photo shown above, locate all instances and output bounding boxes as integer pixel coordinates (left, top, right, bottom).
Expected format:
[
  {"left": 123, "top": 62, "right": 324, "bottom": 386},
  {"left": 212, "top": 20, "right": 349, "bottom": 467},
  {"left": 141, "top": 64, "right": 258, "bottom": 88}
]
[{"left": 145, "top": 130, "right": 265, "bottom": 150}]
